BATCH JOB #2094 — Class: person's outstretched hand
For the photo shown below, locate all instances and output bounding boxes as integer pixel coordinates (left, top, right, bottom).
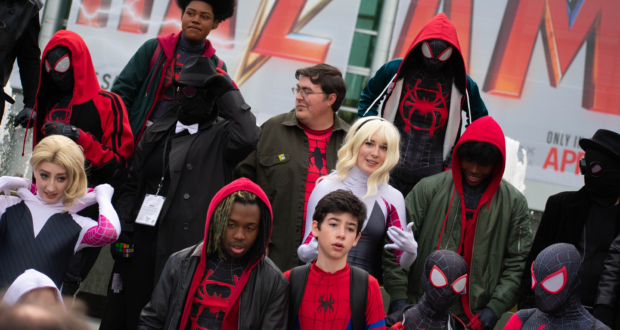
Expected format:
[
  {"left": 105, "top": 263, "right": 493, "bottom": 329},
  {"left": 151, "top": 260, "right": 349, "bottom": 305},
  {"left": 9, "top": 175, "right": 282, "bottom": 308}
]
[
  {"left": 14, "top": 107, "right": 35, "bottom": 128},
  {"left": 385, "top": 222, "right": 418, "bottom": 267},
  {"left": 0, "top": 176, "right": 30, "bottom": 196},
  {"left": 467, "top": 308, "right": 498, "bottom": 330}
]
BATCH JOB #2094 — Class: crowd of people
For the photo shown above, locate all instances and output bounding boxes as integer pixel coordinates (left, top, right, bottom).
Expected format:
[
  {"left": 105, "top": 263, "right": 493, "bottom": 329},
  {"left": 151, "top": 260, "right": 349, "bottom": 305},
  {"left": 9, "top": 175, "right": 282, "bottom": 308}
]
[{"left": 1, "top": 1, "right": 620, "bottom": 330}]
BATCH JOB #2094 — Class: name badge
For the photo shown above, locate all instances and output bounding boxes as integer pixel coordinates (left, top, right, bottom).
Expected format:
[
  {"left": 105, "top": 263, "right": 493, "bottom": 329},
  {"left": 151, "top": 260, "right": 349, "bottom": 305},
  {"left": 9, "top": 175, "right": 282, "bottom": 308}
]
[{"left": 135, "top": 194, "right": 166, "bottom": 226}]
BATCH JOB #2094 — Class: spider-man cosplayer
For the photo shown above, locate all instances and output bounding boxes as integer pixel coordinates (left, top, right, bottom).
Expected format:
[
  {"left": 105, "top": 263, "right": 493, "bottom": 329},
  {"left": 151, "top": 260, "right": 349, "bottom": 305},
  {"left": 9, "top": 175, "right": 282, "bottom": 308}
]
[
  {"left": 138, "top": 178, "right": 288, "bottom": 330},
  {"left": 505, "top": 243, "right": 610, "bottom": 330},
  {"left": 389, "top": 250, "right": 467, "bottom": 330},
  {"left": 367, "top": 13, "right": 483, "bottom": 198},
  {"left": 31, "top": 30, "right": 134, "bottom": 186}
]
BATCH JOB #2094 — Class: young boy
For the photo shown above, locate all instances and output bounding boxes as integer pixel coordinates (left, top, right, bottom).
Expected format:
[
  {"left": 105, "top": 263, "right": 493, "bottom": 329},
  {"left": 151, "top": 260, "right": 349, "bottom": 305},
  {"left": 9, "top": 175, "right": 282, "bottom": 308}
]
[{"left": 285, "top": 189, "right": 386, "bottom": 330}]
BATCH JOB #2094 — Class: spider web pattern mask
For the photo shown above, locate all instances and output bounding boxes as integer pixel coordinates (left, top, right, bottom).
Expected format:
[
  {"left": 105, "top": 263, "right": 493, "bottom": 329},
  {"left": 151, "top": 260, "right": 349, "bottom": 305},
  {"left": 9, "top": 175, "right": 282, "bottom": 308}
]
[
  {"left": 422, "top": 250, "right": 468, "bottom": 312},
  {"left": 532, "top": 243, "right": 581, "bottom": 314},
  {"left": 421, "top": 39, "right": 453, "bottom": 71},
  {"left": 45, "top": 46, "right": 74, "bottom": 92}
]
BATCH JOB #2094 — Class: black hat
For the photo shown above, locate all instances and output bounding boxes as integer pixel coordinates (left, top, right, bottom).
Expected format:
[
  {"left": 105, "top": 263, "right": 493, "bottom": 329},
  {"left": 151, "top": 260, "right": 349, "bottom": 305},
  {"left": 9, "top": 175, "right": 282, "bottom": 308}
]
[
  {"left": 175, "top": 56, "right": 217, "bottom": 87},
  {"left": 579, "top": 129, "right": 620, "bottom": 162}
]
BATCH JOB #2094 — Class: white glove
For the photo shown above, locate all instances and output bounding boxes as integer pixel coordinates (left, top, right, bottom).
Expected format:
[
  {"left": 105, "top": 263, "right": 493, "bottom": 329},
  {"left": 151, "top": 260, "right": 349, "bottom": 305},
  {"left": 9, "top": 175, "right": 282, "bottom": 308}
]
[
  {"left": 297, "top": 237, "right": 319, "bottom": 263},
  {"left": 385, "top": 222, "right": 418, "bottom": 268},
  {"left": 94, "top": 184, "right": 114, "bottom": 203},
  {"left": 0, "top": 176, "right": 30, "bottom": 196}
]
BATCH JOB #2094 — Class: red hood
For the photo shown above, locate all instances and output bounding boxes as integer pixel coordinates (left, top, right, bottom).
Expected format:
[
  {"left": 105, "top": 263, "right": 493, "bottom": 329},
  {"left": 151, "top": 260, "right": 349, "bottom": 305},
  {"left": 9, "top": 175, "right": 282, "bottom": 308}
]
[
  {"left": 396, "top": 13, "right": 467, "bottom": 94},
  {"left": 39, "top": 30, "right": 101, "bottom": 105},
  {"left": 451, "top": 116, "right": 506, "bottom": 210},
  {"left": 179, "top": 178, "right": 273, "bottom": 330}
]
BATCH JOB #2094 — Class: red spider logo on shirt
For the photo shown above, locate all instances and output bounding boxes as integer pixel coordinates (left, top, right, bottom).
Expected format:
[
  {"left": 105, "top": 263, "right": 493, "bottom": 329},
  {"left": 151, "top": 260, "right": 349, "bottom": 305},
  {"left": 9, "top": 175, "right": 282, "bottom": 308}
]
[
  {"left": 399, "top": 79, "right": 449, "bottom": 137},
  {"left": 188, "top": 269, "right": 239, "bottom": 330}
]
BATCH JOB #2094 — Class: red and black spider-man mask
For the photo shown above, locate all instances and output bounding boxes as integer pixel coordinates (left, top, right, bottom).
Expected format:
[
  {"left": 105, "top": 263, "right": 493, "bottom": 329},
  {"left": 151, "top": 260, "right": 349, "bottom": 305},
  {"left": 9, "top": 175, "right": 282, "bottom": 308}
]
[
  {"left": 44, "top": 46, "right": 74, "bottom": 93},
  {"left": 420, "top": 39, "right": 454, "bottom": 71},
  {"left": 422, "top": 250, "right": 468, "bottom": 312},
  {"left": 531, "top": 243, "right": 581, "bottom": 314}
]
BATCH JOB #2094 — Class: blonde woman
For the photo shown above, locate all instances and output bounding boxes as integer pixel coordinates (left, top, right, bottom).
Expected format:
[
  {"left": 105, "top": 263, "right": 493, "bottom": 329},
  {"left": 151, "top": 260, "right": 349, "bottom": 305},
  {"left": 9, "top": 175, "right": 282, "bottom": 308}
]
[
  {"left": 0, "top": 135, "right": 120, "bottom": 289},
  {"left": 297, "top": 117, "right": 418, "bottom": 277}
]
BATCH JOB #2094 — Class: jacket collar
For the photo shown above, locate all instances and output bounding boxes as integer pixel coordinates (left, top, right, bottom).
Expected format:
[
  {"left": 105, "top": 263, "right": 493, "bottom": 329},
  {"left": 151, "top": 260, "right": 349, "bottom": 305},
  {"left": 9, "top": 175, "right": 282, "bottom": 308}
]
[
  {"left": 282, "top": 109, "right": 349, "bottom": 133},
  {"left": 157, "top": 32, "right": 216, "bottom": 60},
  {"left": 147, "top": 107, "right": 221, "bottom": 134},
  {"left": 191, "top": 242, "right": 203, "bottom": 257}
]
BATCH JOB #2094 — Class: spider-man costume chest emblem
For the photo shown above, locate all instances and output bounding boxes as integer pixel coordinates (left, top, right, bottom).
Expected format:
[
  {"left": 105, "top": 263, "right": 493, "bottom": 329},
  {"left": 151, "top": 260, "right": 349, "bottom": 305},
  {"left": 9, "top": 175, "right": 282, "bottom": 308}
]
[
  {"left": 317, "top": 294, "right": 335, "bottom": 313},
  {"left": 188, "top": 257, "right": 244, "bottom": 330},
  {"left": 309, "top": 144, "right": 327, "bottom": 174},
  {"left": 399, "top": 79, "right": 449, "bottom": 137}
]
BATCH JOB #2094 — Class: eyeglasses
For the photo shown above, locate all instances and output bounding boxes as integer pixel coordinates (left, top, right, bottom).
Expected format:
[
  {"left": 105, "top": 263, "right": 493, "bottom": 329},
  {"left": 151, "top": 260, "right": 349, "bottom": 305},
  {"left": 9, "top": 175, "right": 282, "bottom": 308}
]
[
  {"left": 580, "top": 158, "right": 604, "bottom": 177},
  {"left": 178, "top": 86, "right": 205, "bottom": 99},
  {"left": 292, "top": 87, "right": 327, "bottom": 98}
]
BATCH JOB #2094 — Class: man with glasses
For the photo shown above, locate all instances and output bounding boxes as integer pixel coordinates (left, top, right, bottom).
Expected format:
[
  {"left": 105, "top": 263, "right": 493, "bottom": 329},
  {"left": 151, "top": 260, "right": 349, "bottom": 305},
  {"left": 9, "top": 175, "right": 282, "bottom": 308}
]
[
  {"left": 236, "top": 63, "right": 350, "bottom": 272},
  {"left": 518, "top": 129, "right": 620, "bottom": 315}
]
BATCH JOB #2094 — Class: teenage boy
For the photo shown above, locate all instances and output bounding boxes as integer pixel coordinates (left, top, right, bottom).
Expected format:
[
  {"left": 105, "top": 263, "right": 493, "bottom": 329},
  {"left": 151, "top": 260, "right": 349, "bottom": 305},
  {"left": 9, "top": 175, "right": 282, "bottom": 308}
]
[
  {"left": 383, "top": 117, "right": 532, "bottom": 330},
  {"left": 112, "top": 0, "right": 236, "bottom": 144},
  {"left": 138, "top": 178, "right": 288, "bottom": 330},
  {"left": 285, "top": 189, "right": 386, "bottom": 330}
]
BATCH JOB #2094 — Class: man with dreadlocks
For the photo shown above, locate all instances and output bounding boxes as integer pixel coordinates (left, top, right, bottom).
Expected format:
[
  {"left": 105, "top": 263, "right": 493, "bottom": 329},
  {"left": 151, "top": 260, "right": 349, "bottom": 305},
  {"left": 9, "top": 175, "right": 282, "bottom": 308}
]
[{"left": 138, "top": 178, "right": 288, "bottom": 330}]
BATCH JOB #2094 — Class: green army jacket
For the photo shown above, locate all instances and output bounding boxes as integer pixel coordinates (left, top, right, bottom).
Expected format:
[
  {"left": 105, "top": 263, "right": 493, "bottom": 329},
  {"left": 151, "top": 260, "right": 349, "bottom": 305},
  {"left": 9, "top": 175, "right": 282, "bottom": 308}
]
[
  {"left": 236, "top": 109, "right": 350, "bottom": 271},
  {"left": 383, "top": 171, "right": 533, "bottom": 321}
]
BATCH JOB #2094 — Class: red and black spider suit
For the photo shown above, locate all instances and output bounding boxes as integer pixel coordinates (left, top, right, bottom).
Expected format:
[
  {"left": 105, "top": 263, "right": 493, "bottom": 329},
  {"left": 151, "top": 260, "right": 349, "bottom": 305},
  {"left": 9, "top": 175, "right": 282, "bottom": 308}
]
[
  {"left": 186, "top": 254, "right": 246, "bottom": 330},
  {"left": 391, "top": 250, "right": 467, "bottom": 330},
  {"left": 32, "top": 30, "right": 134, "bottom": 186},
  {"left": 380, "top": 14, "right": 468, "bottom": 196},
  {"left": 504, "top": 243, "right": 610, "bottom": 330}
]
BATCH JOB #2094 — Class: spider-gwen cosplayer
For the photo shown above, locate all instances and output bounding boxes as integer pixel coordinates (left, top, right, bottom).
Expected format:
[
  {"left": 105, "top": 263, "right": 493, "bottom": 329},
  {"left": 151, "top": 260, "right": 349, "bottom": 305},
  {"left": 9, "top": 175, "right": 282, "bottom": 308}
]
[
  {"left": 361, "top": 13, "right": 486, "bottom": 197},
  {"left": 0, "top": 135, "right": 120, "bottom": 290},
  {"left": 31, "top": 30, "right": 134, "bottom": 186},
  {"left": 298, "top": 117, "right": 418, "bottom": 279},
  {"left": 505, "top": 243, "right": 610, "bottom": 330},
  {"left": 389, "top": 250, "right": 467, "bottom": 330}
]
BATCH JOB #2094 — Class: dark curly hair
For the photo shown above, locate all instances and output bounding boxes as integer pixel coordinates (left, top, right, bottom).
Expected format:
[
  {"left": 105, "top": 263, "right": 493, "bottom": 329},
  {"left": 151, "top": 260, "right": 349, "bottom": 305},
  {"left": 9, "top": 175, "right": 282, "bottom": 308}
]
[
  {"left": 457, "top": 141, "right": 503, "bottom": 166},
  {"left": 176, "top": 0, "right": 237, "bottom": 22},
  {"left": 313, "top": 190, "right": 366, "bottom": 235}
]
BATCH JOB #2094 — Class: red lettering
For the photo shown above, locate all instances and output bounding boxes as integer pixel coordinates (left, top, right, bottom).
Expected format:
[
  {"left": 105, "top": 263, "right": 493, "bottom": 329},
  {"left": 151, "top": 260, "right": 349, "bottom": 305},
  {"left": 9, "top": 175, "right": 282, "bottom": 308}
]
[
  {"left": 560, "top": 149, "right": 577, "bottom": 172},
  {"left": 118, "top": 0, "right": 154, "bottom": 34},
  {"left": 543, "top": 147, "right": 559, "bottom": 171},
  {"left": 253, "top": 0, "right": 330, "bottom": 63},
  {"left": 483, "top": 0, "right": 620, "bottom": 115},
  {"left": 76, "top": 0, "right": 112, "bottom": 28},
  {"left": 392, "top": 0, "right": 473, "bottom": 69},
  {"left": 158, "top": 1, "right": 183, "bottom": 36},
  {"left": 575, "top": 151, "right": 585, "bottom": 175}
]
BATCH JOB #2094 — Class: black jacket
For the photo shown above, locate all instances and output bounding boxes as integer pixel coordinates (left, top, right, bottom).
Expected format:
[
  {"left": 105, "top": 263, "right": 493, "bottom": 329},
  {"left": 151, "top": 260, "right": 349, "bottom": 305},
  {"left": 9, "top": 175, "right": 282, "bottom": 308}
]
[
  {"left": 595, "top": 232, "right": 620, "bottom": 329},
  {"left": 518, "top": 188, "right": 620, "bottom": 309},
  {"left": 0, "top": 0, "right": 41, "bottom": 108},
  {"left": 138, "top": 243, "right": 288, "bottom": 330},
  {"left": 115, "top": 90, "right": 260, "bottom": 281}
]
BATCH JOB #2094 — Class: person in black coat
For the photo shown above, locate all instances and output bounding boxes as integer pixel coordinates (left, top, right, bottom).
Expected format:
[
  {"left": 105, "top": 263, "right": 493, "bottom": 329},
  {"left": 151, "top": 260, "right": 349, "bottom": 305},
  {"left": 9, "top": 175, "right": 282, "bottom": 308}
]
[
  {"left": 518, "top": 129, "right": 620, "bottom": 312},
  {"left": 1, "top": 0, "right": 42, "bottom": 126},
  {"left": 99, "top": 56, "right": 260, "bottom": 330},
  {"left": 595, "top": 232, "right": 620, "bottom": 329}
]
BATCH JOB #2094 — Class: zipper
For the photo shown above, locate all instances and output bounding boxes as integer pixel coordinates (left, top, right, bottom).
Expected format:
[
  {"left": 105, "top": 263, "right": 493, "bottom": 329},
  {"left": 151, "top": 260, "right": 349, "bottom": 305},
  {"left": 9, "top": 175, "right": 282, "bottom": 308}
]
[
  {"left": 445, "top": 208, "right": 460, "bottom": 251},
  {"left": 468, "top": 214, "right": 480, "bottom": 317},
  {"left": 518, "top": 226, "right": 522, "bottom": 254}
]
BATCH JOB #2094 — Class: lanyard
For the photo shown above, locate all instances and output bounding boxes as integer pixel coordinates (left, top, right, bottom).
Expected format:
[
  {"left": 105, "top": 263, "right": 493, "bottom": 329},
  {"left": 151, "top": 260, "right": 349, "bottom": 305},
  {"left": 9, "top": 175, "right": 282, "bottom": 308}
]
[{"left": 155, "top": 133, "right": 173, "bottom": 196}]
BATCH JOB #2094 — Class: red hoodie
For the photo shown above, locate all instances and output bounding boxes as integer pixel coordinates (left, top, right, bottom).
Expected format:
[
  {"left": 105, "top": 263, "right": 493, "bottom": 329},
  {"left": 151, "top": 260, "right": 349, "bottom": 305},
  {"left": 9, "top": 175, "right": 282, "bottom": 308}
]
[
  {"left": 32, "top": 30, "right": 134, "bottom": 180},
  {"left": 448, "top": 116, "right": 506, "bottom": 318},
  {"left": 178, "top": 178, "right": 273, "bottom": 330}
]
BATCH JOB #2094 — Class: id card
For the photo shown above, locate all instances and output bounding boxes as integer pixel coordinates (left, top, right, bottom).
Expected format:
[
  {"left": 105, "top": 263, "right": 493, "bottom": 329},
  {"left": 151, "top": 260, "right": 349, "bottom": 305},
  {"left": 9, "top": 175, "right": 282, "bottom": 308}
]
[{"left": 135, "top": 194, "right": 165, "bottom": 226}]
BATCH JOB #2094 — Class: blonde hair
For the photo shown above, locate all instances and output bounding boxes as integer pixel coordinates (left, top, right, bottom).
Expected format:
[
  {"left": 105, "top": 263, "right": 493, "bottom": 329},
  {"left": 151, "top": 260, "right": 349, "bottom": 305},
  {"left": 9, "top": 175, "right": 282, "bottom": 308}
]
[
  {"left": 333, "top": 117, "right": 400, "bottom": 198},
  {"left": 30, "top": 135, "right": 88, "bottom": 208}
]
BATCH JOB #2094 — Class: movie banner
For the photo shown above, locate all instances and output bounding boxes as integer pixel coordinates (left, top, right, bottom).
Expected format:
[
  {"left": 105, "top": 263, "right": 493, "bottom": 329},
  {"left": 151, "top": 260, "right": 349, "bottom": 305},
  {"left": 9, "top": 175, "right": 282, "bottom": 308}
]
[
  {"left": 389, "top": 0, "right": 620, "bottom": 188},
  {"left": 66, "top": 0, "right": 361, "bottom": 124}
]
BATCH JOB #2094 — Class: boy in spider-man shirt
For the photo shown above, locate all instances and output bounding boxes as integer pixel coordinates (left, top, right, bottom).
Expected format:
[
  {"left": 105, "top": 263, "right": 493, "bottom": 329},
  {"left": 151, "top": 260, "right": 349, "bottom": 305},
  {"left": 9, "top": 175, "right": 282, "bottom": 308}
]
[{"left": 285, "top": 189, "right": 386, "bottom": 330}]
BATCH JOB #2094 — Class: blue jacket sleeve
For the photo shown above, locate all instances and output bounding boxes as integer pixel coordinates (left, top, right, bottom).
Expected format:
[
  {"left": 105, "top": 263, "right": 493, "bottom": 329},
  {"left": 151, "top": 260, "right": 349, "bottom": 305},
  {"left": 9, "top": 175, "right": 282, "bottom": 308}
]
[
  {"left": 357, "top": 59, "right": 402, "bottom": 117},
  {"left": 463, "top": 75, "right": 488, "bottom": 126}
]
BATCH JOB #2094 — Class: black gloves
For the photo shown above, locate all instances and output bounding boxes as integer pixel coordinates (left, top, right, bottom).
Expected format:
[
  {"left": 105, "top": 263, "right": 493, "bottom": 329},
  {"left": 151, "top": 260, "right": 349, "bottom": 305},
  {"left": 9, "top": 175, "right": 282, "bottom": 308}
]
[
  {"left": 44, "top": 122, "right": 81, "bottom": 141},
  {"left": 467, "top": 307, "right": 498, "bottom": 330},
  {"left": 14, "top": 107, "right": 35, "bottom": 128},
  {"left": 204, "top": 74, "right": 237, "bottom": 99}
]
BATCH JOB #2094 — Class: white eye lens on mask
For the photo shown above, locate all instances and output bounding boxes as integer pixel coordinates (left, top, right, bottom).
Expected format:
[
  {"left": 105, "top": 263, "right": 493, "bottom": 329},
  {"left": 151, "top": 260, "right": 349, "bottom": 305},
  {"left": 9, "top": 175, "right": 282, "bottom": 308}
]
[
  {"left": 430, "top": 265, "right": 448, "bottom": 288},
  {"left": 451, "top": 274, "right": 467, "bottom": 294},
  {"left": 422, "top": 41, "right": 433, "bottom": 59},
  {"left": 438, "top": 47, "right": 453, "bottom": 61},
  {"left": 54, "top": 55, "right": 71, "bottom": 73},
  {"left": 540, "top": 267, "right": 567, "bottom": 294}
]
